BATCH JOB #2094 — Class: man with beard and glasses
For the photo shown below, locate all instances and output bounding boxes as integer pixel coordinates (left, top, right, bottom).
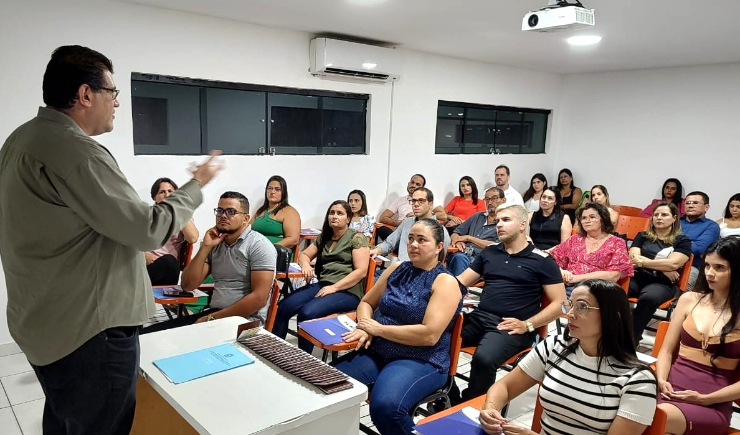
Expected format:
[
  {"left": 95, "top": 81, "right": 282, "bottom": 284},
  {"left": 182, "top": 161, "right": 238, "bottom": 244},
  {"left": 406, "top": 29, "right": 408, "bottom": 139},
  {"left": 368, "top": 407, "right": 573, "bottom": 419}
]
[
  {"left": 142, "top": 191, "right": 276, "bottom": 333},
  {"left": 449, "top": 203, "right": 566, "bottom": 404}
]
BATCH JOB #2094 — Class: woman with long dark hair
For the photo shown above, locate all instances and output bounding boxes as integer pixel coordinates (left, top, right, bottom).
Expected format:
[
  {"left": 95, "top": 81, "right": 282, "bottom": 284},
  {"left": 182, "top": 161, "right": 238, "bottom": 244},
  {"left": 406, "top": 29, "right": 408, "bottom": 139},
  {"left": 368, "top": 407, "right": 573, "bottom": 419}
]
[
  {"left": 479, "top": 279, "right": 657, "bottom": 435},
  {"left": 656, "top": 236, "right": 740, "bottom": 435},
  {"left": 249, "top": 175, "right": 301, "bottom": 253},
  {"left": 528, "top": 186, "right": 572, "bottom": 250},
  {"left": 272, "top": 200, "right": 369, "bottom": 353},
  {"left": 347, "top": 189, "right": 375, "bottom": 238},
  {"left": 716, "top": 193, "right": 740, "bottom": 238},
  {"left": 444, "top": 176, "right": 485, "bottom": 227},
  {"left": 522, "top": 173, "right": 547, "bottom": 212},
  {"left": 557, "top": 168, "right": 583, "bottom": 224},
  {"left": 640, "top": 177, "right": 685, "bottom": 218}
]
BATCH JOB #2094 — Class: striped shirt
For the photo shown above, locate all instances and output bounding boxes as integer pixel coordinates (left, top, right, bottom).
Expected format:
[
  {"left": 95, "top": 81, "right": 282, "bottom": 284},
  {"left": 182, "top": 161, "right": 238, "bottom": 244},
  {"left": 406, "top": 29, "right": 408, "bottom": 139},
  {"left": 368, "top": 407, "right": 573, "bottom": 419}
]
[{"left": 519, "top": 335, "right": 657, "bottom": 435}]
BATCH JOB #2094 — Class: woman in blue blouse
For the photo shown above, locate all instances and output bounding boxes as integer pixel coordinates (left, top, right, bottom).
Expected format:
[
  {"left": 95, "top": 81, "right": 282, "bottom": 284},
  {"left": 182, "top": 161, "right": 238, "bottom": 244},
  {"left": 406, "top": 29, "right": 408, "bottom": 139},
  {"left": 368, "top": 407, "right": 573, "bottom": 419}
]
[{"left": 333, "top": 218, "right": 465, "bottom": 435}]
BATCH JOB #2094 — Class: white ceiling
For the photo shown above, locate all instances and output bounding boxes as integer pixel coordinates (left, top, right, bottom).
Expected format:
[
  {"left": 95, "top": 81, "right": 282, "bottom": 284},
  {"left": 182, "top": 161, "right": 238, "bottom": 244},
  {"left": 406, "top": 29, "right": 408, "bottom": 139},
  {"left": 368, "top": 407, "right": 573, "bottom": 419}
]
[{"left": 116, "top": 0, "right": 740, "bottom": 74}]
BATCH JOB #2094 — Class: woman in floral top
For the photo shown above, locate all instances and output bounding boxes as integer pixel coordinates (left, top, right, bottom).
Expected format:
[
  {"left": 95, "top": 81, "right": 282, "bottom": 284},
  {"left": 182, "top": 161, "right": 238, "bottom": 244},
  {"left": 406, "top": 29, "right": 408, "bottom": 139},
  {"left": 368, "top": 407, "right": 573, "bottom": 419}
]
[{"left": 550, "top": 203, "right": 633, "bottom": 296}]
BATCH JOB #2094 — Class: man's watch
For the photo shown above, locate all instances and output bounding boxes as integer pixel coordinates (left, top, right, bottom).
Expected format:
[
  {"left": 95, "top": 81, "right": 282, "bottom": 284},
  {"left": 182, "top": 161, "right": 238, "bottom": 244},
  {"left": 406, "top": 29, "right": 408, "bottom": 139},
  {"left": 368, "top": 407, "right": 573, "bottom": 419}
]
[{"left": 525, "top": 320, "right": 535, "bottom": 333}]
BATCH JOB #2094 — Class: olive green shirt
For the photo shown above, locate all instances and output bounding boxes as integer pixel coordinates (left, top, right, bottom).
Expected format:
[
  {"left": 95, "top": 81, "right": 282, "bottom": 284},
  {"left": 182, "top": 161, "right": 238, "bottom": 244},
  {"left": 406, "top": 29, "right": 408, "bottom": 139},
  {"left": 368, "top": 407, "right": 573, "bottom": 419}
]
[
  {"left": 0, "top": 107, "right": 202, "bottom": 366},
  {"left": 313, "top": 229, "right": 369, "bottom": 299}
]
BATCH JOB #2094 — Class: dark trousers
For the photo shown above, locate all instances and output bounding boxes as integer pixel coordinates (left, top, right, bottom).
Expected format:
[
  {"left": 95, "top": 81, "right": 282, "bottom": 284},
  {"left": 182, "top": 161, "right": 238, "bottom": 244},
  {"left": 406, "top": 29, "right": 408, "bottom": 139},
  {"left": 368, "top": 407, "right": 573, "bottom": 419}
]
[
  {"left": 451, "top": 310, "right": 535, "bottom": 402},
  {"left": 375, "top": 225, "right": 394, "bottom": 243},
  {"left": 140, "top": 308, "right": 219, "bottom": 334},
  {"left": 147, "top": 254, "right": 180, "bottom": 286},
  {"left": 31, "top": 326, "right": 140, "bottom": 435},
  {"left": 629, "top": 276, "right": 676, "bottom": 343}
]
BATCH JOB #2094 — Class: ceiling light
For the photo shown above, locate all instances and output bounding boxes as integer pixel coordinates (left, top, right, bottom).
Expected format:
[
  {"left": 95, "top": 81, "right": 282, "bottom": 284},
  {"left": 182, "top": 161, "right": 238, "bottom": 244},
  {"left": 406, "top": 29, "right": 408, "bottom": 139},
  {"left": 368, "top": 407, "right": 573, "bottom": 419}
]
[
  {"left": 567, "top": 35, "right": 602, "bottom": 46},
  {"left": 362, "top": 62, "right": 377, "bottom": 69}
]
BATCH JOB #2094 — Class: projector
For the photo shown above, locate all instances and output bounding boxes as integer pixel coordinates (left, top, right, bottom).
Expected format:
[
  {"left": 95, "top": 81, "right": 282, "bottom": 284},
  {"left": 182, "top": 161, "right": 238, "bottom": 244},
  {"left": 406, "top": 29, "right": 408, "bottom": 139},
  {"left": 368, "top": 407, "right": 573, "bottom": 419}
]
[{"left": 523, "top": 5, "right": 595, "bottom": 32}]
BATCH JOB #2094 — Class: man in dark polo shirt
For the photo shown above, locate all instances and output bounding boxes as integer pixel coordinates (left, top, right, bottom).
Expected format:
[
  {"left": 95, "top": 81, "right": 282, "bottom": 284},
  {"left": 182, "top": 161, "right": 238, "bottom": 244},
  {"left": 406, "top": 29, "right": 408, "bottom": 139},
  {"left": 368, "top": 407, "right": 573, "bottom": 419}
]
[{"left": 453, "top": 203, "right": 566, "bottom": 402}]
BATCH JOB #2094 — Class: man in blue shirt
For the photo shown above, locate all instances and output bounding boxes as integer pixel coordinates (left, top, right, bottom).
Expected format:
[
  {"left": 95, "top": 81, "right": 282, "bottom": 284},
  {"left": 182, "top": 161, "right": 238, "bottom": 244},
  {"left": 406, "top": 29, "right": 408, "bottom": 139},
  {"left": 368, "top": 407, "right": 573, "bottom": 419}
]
[{"left": 680, "top": 191, "right": 720, "bottom": 290}]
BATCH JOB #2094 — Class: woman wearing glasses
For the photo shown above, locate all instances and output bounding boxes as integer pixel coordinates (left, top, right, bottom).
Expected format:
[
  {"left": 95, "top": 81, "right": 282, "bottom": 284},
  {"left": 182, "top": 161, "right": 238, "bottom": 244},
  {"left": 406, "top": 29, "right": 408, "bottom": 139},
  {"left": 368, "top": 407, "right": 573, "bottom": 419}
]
[
  {"left": 550, "top": 203, "right": 633, "bottom": 296},
  {"left": 656, "top": 237, "right": 740, "bottom": 435},
  {"left": 249, "top": 175, "right": 301, "bottom": 256},
  {"left": 479, "top": 279, "right": 657, "bottom": 435},
  {"left": 528, "top": 186, "right": 572, "bottom": 251},
  {"left": 273, "top": 200, "right": 370, "bottom": 353}
]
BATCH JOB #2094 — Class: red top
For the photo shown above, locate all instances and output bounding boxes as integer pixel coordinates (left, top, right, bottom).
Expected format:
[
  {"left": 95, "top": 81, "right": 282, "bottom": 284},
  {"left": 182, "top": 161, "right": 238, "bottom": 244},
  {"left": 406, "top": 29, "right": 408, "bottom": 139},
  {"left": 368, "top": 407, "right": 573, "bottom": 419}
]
[
  {"left": 640, "top": 198, "right": 685, "bottom": 218},
  {"left": 550, "top": 234, "right": 634, "bottom": 277},
  {"left": 444, "top": 196, "right": 486, "bottom": 221}
]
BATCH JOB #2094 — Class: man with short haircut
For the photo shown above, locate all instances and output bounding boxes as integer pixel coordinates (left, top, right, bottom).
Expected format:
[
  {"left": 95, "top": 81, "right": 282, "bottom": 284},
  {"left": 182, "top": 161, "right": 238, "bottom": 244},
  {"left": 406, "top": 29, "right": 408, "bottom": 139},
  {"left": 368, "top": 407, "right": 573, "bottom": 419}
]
[
  {"left": 371, "top": 187, "right": 451, "bottom": 261},
  {"left": 494, "top": 164, "right": 524, "bottom": 206},
  {"left": 453, "top": 204, "right": 565, "bottom": 402},
  {"left": 0, "top": 45, "right": 221, "bottom": 435},
  {"left": 143, "top": 191, "right": 277, "bottom": 332},
  {"left": 377, "top": 174, "right": 447, "bottom": 240},
  {"left": 446, "top": 187, "right": 506, "bottom": 275},
  {"left": 145, "top": 177, "right": 200, "bottom": 285},
  {"left": 680, "top": 191, "right": 720, "bottom": 290}
]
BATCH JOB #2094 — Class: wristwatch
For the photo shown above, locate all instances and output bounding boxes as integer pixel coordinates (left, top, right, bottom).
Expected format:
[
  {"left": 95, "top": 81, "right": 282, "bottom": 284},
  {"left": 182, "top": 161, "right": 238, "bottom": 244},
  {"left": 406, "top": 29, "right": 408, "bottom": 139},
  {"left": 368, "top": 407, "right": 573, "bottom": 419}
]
[
  {"left": 525, "top": 320, "right": 535, "bottom": 333},
  {"left": 637, "top": 259, "right": 644, "bottom": 268}
]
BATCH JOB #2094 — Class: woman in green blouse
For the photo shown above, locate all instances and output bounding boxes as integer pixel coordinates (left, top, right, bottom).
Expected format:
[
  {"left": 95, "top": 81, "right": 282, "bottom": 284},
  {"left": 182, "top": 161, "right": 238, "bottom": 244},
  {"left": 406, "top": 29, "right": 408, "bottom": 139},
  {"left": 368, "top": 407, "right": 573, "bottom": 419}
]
[
  {"left": 272, "top": 200, "right": 370, "bottom": 353},
  {"left": 249, "top": 175, "right": 300, "bottom": 253}
]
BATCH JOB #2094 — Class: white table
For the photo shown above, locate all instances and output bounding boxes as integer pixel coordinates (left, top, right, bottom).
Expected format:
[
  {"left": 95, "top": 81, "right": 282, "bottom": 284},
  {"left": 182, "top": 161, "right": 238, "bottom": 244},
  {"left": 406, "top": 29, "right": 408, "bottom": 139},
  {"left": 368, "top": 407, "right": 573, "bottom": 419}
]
[{"left": 131, "top": 317, "right": 367, "bottom": 435}]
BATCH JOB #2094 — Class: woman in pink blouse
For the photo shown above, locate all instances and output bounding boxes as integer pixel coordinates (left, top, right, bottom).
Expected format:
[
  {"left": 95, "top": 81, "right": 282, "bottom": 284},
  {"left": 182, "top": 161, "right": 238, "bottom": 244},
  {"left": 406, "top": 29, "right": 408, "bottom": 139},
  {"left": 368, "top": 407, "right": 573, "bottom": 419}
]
[{"left": 550, "top": 203, "right": 634, "bottom": 296}]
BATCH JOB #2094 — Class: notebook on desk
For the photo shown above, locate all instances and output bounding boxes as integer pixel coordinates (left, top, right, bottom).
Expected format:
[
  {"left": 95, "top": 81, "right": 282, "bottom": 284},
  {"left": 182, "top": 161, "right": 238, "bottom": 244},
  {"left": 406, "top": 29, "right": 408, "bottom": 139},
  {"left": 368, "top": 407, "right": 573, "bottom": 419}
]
[
  {"left": 414, "top": 407, "right": 485, "bottom": 435},
  {"left": 299, "top": 315, "right": 357, "bottom": 345},
  {"left": 153, "top": 343, "right": 254, "bottom": 384},
  {"left": 152, "top": 286, "right": 194, "bottom": 299}
]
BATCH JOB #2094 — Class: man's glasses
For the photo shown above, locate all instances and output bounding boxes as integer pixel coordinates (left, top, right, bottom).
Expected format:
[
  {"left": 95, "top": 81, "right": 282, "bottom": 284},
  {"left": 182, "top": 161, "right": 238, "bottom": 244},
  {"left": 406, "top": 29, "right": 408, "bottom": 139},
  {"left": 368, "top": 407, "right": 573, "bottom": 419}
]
[
  {"left": 685, "top": 201, "right": 703, "bottom": 206},
  {"left": 409, "top": 199, "right": 428, "bottom": 205},
  {"left": 214, "top": 208, "right": 247, "bottom": 217},
  {"left": 266, "top": 187, "right": 282, "bottom": 192},
  {"left": 484, "top": 196, "right": 501, "bottom": 202},
  {"left": 562, "top": 300, "right": 600, "bottom": 317},
  {"left": 99, "top": 87, "right": 120, "bottom": 99}
]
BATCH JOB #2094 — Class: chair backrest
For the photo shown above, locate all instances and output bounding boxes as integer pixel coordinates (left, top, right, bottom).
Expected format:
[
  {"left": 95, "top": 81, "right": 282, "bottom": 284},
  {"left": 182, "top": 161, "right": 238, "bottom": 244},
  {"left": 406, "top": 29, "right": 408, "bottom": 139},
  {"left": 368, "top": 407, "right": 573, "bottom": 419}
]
[
  {"left": 677, "top": 254, "right": 694, "bottom": 292},
  {"left": 264, "top": 280, "right": 282, "bottom": 332},
  {"left": 274, "top": 244, "right": 292, "bottom": 273},
  {"left": 612, "top": 205, "right": 643, "bottom": 217},
  {"left": 652, "top": 321, "right": 671, "bottom": 359},
  {"left": 617, "top": 276, "right": 630, "bottom": 294},
  {"left": 364, "top": 258, "right": 383, "bottom": 294},
  {"left": 178, "top": 241, "right": 193, "bottom": 271},
  {"left": 536, "top": 293, "right": 552, "bottom": 340},
  {"left": 615, "top": 215, "right": 650, "bottom": 240},
  {"left": 447, "top": 313, "right": 465, "bottom": 377},
  {"left": 530, "top": 385, "right": 668, "bottom": 434}
]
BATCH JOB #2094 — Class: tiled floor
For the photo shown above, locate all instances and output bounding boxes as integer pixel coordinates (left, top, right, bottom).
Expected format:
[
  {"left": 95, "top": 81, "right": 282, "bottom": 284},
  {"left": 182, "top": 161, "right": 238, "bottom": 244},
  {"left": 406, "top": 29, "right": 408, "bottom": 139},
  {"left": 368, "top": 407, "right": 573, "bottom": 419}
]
[{"left": 2, "top": 309, "right": 739, "bottom": 435}]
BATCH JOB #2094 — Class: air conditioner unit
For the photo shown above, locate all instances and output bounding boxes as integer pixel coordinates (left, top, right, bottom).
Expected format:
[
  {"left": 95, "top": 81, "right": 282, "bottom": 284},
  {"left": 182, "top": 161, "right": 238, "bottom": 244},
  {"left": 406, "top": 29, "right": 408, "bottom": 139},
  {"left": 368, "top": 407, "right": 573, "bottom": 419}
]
[{"left": 310, "top": 38, "right": 400, "bottom": 83}]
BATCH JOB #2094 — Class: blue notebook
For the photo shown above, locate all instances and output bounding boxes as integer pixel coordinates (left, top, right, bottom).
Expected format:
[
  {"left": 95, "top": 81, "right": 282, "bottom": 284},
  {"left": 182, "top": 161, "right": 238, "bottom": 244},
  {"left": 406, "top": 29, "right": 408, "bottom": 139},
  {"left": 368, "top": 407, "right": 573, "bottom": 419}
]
[
  {"left": 152, "top": 286, "right": 192, "bottom": 299},
  {"left": 414, "top": 409, "right": 485, "bottom": 435},
  {"left": 153, "top": 343, "right": 254, "bottom": 384},
  {"left": 298, "top": 317, "right": 352, "bottom": 345}
]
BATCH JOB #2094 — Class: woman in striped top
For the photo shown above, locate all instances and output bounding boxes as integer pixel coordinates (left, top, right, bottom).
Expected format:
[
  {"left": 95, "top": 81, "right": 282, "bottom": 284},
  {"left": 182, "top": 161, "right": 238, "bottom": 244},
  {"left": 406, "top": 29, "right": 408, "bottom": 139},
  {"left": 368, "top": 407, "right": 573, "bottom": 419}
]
[{"left": 479, "top": 279, "right": 657, "bottom": 435}]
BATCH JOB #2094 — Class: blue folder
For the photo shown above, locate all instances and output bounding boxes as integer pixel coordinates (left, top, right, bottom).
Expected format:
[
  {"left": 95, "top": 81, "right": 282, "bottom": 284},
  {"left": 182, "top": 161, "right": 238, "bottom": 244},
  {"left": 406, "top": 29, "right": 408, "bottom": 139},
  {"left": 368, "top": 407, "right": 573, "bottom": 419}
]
[
  {"left": 298, "top": 317, "right": 351, "bottom": 345},
  {"left": 153, "top": 343, "right": 254, "bottom": 384},
  {"left": 414, "top": 409, "right": 485, "bottom": 435},
  {"left": 152, "top": 286, "right": 192, "bottom": 299}
]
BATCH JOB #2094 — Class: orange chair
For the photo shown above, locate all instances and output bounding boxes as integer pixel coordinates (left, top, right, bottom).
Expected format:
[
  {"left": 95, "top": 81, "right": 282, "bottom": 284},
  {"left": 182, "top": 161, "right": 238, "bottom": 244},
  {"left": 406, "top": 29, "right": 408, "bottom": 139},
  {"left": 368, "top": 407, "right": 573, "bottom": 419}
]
[
  {"left": 615, "top": 215, "right": 650, "bottom": 240},
  {"left": 628, "top": 254, "right": 693, "bottom": 327},
  {"left": 178, "top": 241, "right": 194, "bottom": 271},
  {"left": 612, "top": 204, "right": 644, "bottom": 217},
  {"left": 263, "top": 280, "right": 282, "bottom": 333}
]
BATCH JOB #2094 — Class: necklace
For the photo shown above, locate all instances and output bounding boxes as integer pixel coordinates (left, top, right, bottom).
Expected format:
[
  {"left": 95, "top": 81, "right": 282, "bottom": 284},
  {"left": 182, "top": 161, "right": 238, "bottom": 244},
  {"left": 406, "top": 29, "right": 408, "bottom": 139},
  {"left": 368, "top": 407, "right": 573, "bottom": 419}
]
[{"left": 585, "top": 234, "right": 607, "bottom": 249}]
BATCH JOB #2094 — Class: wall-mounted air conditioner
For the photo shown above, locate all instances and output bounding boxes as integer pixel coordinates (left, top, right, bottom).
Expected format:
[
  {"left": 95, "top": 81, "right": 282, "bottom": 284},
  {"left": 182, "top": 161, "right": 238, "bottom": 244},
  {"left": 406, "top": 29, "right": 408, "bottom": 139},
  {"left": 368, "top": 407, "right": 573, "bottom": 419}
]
[{"left": 309, "top": 38, "right": 400, "bottom": 83}]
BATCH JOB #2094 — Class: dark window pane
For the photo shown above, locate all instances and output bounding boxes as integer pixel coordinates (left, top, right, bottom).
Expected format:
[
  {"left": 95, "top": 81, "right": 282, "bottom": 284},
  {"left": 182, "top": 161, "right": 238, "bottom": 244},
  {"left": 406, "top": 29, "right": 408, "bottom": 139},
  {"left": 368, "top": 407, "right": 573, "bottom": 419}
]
[
  {"left": 205, "top": 88, "right": 265, "bottom": 154},
  {"left": 132, "top": 97, "right": 167, "bottom": 145},
  {"left": 322, "top": 97, "right": 365, "bottom": 154},
  {"left": 435, "top": 118, "right": 463, "bottom": 154},
  {"left": 268, "top": 93, "right": 320, "bottom": 154}
]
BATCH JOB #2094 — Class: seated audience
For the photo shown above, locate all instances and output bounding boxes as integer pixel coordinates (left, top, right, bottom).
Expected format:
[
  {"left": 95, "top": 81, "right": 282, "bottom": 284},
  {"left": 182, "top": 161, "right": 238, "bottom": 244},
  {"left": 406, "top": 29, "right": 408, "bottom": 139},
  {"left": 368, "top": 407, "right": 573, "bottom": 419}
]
[
  {"left": 628, "top": 202, "right": 691, "bottom": 345},
  {"left": 333, "top": 219, "right": 464, "bottom": 435},
  {"left": 348, "top": 189, "right": 375, "bottom": 238},
  {"left": 447, "top": 187, "right": 505, "bottom": 275},
  {"left": 550, "top": 203, "right": 633, "bottom": 296},
  {"left": 528, "top": 186, "right": 572, "bottom": 251},
  {"left": 142, "top": 192, "right": 276, "bottom": 332},
  {"left": 249, "top": 175, "right": 300, "bottom": 256},
  {"left": 681, "top": 191, "right": 720, "bottom": 290},
  {"left": 494, "top": 164, "right": 524, "bottom": 206},
  {"left": 716, "top": 193, "right": 740, "bottom": 238},
  {"left": 444, "top": 176, "right": 485, "bottom": 228},
  {"left": 377, "top": 174, "right": 446, "bottom": 240},
  {"left": 453, "top": 204, "right": 566, "bottom": 402},
  {"left": 640, "top": 177, "right": 685, "bottom": 218},
  {"left": 657, "top": 237, "right": 740, "bottom": 435},
  {"left": 480, "top": 280, "right": 657, "bottom": 435},
  {"left": 145, "top": 177, "right": 199, "bottom": 285},
  {"left": 370, "top": 188, "right": 450, "bottom": 261},
  {"left": 522, "top": 173, "right": 547, "bottom": 212},
  {"left": 273, "top": 200, "right": 370, "bottom": 353},
  {"left": 589, "top": 184, "right": 619, "bottom": 227},
  {"left": 557, "top": 168, "right": 583, "bottom": 224}
]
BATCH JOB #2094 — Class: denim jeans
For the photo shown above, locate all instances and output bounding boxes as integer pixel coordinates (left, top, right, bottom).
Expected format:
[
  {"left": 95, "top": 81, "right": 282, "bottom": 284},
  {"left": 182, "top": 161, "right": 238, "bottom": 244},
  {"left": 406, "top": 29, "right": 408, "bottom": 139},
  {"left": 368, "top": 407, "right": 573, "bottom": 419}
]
[
  {"left": 31, "top": 326, "right": 140, "bottom": 435},
  {"left": 333, "top": 351, "right": 447, "bottom": 435},
  {"left": 272, "top": 282, "right": 360, "bottom": 352},
  {"left": 446, "top": 252, "right": 471, "bottom": 276}
]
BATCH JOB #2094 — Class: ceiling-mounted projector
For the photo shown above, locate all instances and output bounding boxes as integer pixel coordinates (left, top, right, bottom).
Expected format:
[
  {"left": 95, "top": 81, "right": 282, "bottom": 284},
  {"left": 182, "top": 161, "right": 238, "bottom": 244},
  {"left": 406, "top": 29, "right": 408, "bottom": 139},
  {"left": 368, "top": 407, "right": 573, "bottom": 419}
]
[{"left": 523, "top": 0, "right": 595, "bottom": 32}]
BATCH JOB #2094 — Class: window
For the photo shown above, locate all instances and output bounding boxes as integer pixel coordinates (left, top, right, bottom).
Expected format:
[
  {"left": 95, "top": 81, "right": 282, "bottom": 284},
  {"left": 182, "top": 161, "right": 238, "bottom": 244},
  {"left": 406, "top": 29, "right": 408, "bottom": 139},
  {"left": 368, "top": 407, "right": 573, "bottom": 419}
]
[
  {"left": 131, "top": 73, "right": 369, "bottom": 155},
  {"left": 435, "top": 101, "right": 550, "bottom": 155}
]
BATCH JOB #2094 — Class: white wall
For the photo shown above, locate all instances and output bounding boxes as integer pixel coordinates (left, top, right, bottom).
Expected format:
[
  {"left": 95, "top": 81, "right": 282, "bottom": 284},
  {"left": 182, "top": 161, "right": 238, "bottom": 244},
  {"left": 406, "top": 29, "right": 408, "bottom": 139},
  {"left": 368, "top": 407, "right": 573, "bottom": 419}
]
[
  {"left": 557, "top": 63, "right": 740, "bottom": 215},
  {"left": 0, "top": 0, "right": 564, "bottom": 345}
]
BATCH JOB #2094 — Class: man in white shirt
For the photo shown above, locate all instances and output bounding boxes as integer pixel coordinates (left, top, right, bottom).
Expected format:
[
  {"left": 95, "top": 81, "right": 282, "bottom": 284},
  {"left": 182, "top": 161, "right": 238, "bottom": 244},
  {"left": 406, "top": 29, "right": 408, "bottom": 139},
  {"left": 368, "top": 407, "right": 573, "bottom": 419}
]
[{"left": 494, "top": 164, "right": 524, "bottom": 206}]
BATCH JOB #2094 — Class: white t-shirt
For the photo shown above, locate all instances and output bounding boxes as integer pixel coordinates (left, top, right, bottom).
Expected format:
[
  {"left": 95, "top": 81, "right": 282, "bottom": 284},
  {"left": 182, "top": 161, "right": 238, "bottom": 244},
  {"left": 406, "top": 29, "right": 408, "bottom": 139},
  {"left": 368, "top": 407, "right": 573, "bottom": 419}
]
[
  {"left": 519, "top": 335, "right": 657, "bottom": 435},
  {"left": 503, "top": 185, "right": 524, "bottom": 206},
  {"left": 385, "top": 194, "right": 413, "bottom": 221}
]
